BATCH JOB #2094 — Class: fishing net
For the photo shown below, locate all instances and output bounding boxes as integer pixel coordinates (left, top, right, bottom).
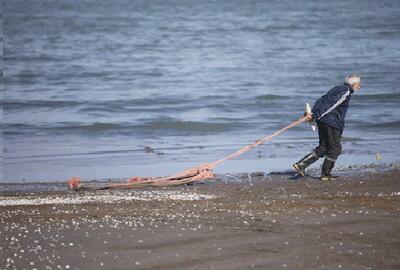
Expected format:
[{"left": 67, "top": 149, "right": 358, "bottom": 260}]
[{"left": 68, "top": 116, "right": 306, "bottom": 191}]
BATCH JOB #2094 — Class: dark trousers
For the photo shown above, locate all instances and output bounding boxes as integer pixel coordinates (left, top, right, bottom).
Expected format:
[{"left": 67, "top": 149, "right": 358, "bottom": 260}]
[{"left": 313, "top": 120, "right": 342, "bottom": 161}]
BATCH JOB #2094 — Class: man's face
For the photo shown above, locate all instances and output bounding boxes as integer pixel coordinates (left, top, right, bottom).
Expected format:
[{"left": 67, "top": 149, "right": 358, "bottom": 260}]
[{"left": 352, "top": 82, "right": 361, "bottom": 92}]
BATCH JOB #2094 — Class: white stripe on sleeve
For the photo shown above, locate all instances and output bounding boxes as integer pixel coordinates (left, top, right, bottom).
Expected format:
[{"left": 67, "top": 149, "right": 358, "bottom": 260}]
[{"left": 318, "top": 87, "right": 350, "bottom": 120}]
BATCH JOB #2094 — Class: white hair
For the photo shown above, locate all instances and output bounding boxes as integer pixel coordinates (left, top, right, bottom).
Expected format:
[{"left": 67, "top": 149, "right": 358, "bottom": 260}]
[{"left": 346, "top": 75, "right": 361, "bottom": 85}]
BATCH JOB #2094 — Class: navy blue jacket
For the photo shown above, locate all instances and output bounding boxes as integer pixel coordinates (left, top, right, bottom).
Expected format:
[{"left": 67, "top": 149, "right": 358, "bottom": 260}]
[{"left": 312, "top": 83, "right": 354, "bottom": 131}]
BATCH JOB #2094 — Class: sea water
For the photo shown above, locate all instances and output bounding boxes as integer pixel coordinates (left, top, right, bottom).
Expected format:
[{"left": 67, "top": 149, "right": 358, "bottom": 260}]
[{"left": 2, "top": 0, "right": 400, "bottom": 182}]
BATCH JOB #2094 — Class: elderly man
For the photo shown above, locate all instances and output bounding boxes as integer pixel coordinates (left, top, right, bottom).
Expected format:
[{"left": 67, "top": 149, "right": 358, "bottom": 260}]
[{"left": 293, "top": 75, "right": 362, "bottom": 180}]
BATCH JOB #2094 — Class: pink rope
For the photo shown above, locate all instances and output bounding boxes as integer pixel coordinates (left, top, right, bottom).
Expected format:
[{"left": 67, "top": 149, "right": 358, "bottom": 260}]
[{"left": 69, "top": 117, "right": 307, "bottom": 190}]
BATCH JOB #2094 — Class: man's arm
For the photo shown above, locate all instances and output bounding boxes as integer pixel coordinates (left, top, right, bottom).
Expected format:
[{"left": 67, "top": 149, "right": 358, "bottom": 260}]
[
  {"left": 312, "top": 86, "right": 350, "bottom": 120},
  {"left": 318, "top": 86, "right": 350, "bottom": 120}
]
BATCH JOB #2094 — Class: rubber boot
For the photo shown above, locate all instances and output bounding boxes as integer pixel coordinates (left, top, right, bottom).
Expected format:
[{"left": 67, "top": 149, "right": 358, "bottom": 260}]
[
  {"left": 293, "top": 153, "right": 319, "bottom": 178},
  {"left": 320, "top": 158, "right": 339, "bottom": 181}
]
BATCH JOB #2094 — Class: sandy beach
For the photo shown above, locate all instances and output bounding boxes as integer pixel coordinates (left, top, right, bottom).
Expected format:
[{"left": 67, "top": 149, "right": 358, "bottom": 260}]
[
  {"left": 4, "top": 1, "right": 400, "bottom": 270},
  {"left": 2, "top": 164, "right": 400, "bottom": 270}
]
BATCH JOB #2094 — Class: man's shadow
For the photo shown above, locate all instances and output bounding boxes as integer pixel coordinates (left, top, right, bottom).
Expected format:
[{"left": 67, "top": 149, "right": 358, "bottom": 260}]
[{"left": 268, "top": 170, "right": 320, "bottom": 181}]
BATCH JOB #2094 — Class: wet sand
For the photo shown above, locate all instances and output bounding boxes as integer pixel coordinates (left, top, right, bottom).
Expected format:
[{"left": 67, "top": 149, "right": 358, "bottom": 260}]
[{"left": 2, "top": 167, "right": 400, "bottom": 270}]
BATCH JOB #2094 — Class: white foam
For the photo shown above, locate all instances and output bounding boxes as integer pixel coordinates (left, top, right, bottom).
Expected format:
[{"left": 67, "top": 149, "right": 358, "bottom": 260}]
[{"left": 1, "top": 191, "right": 218, "bottom": 206}]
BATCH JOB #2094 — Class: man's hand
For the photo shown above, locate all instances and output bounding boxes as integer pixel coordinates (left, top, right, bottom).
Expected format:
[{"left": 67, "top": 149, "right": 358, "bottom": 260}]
[{"left": 305, "top": 112, "right": 313, "bottom": 121}]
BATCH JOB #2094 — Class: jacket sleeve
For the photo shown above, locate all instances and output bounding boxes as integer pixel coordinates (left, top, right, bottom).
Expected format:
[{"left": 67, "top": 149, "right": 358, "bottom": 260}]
[{"left": 312, "top": 86, "right": 351, "bottom": 120}]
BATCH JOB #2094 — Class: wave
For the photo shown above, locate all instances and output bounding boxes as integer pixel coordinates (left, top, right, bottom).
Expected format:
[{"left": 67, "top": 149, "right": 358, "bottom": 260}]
[
  {"left": 255, "top": 94, "right": 287, "bottom": 101},
  {"left": 352, "top": 92, "right": 400, "bottom": 103},
  {"left": 350, "top": 120, "right": 400, "bottom": 130},
  {"left": 4, "top": 95, "right": 286, "bottom": 113},
  {"left": 363, "top": 120, "right": 400, "bottom": 129},
  {"left": 4, "top": 100, "right": 83, "bottom": 110},
  {"left": 141, "top": 119, "right": 241, "bottom": 132},
  {"left": 239, "top": 24, "right": 304, "bottom": 33},
  {"left": 4, "top": 119, "right": 243, "bottom": 135},
  {"left": 3, "top": 97, "right": 189, "bottom": 111},
  {"left": 4, "top": 122, "right": 122, "bottom": 133}
]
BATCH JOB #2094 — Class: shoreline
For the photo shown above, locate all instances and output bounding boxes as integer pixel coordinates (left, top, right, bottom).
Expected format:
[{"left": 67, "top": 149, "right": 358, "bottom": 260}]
[
  {"left": 2, "top": 166, "right": 400, "bottom": 269},
  {"left": 3, "top": 136, "right": 400, "bottom": 183},
  {"left": 1, "top": 161, "right": 399, "bottom": 194}
]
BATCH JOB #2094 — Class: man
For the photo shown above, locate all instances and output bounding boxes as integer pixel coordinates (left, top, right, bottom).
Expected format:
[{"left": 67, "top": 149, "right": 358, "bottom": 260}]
[{"left": 293, "top": 75, "right": 362, "bottom": 180}]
